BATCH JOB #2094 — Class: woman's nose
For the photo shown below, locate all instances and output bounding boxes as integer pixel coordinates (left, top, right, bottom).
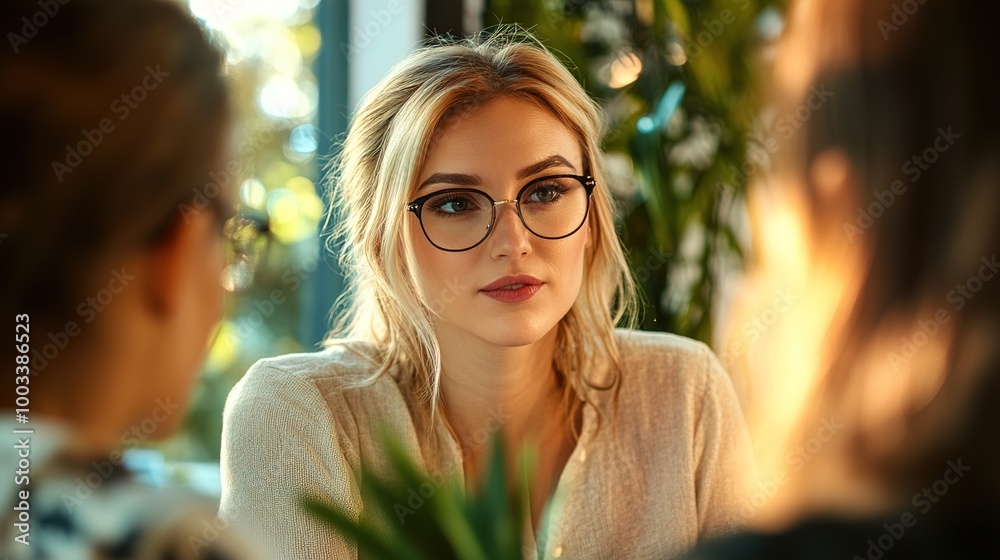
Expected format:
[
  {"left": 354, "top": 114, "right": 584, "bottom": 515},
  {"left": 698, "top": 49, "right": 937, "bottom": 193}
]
[{"left": 487, "top": 201, "right": 532, "bottom": 258}]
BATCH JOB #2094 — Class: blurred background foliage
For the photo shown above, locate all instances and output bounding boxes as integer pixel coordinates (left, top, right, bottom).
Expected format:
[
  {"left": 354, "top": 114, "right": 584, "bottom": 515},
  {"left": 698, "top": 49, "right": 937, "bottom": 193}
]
[
  {"left": 152, "top": 0, "right": 327, "bottom": 477},
  {"left": 150, "top": 0, "right": 787, "bottom": 491}
]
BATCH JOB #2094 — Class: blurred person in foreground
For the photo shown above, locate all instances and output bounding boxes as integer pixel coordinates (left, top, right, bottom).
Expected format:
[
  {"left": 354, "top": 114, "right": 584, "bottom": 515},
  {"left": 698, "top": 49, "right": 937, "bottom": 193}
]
[
  {"left": 0, "top": 0, "right": 257, "bottom": 557},
  {"left": 690, "top": 0, "right": 1000, "bottom": 557}
]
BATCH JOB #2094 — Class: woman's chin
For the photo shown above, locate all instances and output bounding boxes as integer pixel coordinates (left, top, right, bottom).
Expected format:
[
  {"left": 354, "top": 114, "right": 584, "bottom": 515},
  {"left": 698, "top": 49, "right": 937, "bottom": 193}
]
[
  {"left": 472, "top": 320, "right": 558, "bottom": 348},
  {"left": 433, "top": 307, "right": 563, "bottom": 349}
]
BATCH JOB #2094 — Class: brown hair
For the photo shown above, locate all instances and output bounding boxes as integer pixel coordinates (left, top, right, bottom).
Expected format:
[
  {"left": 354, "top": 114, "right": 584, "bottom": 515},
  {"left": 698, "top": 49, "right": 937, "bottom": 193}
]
[
  {"left": 745, "top": 0, "right": 1000, "bottom": 519},
  {"left": 0, "top": 0, "right": 230, "bottom": 334}
]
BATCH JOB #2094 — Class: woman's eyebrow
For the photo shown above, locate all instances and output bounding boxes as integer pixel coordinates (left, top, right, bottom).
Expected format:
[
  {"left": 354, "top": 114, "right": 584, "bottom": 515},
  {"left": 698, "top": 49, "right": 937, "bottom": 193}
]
[
  {"left": 416, "top": 155, "right": 578, "bottom": 192},
  {"left": 515, "top": 155, "right": 576, "bottom": 180},
  {"left": 418, "top": 172, "right": 481, "bottom": 190}
]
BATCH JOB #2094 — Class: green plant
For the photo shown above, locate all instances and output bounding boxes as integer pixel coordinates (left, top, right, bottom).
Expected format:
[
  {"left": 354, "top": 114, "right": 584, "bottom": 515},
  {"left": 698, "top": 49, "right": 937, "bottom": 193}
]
[{"left": 303, "top": 432, "right": 537, "bottom": 560}]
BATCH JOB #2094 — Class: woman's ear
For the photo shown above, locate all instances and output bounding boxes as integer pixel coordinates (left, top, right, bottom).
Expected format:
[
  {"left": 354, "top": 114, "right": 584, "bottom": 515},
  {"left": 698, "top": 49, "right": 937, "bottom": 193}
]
[
  {"left": 807, "top": 148, "right": 865, "bottom": 247},
  {"left": 142, "top": 208, "right": 222, "bottom": 318},
  {"left": 810, "top": 149, "right": 857, "bottom": 215}
]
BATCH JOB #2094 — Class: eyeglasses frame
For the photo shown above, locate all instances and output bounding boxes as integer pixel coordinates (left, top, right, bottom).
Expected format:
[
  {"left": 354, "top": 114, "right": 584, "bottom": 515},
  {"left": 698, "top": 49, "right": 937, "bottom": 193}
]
[
  {"left": 405, "top": 174, "right": 597, "bottom": 252},
  {"left": 220, "top": 211, "right": 271, "bottom": 292}
]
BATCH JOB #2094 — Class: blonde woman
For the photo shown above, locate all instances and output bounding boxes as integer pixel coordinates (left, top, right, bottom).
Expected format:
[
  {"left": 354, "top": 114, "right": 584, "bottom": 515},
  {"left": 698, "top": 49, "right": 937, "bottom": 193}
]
[{"left": 220, "top": 30, "right": 753, "bottom": 559}]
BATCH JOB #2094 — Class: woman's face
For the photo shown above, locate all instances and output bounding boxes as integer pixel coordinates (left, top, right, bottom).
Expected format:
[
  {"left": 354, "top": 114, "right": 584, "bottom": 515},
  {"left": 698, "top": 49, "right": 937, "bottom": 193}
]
[{"left": 407, "top": 96, "right": 591, "bottom": 348}]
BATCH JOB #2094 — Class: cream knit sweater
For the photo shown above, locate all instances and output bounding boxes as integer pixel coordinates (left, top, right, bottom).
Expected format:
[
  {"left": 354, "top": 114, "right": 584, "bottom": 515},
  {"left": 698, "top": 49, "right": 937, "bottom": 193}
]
[{"left": 219, "top": 329, "right": 754, "bottom": 559}]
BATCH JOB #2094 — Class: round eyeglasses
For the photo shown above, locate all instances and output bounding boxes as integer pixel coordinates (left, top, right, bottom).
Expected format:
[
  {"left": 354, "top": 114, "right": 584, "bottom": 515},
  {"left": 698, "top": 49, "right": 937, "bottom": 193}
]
[
  {"left": 148, "top": 194, "right": 270, "bottom": 293},
  {"left": 406, "top": 174, "right": 596, "bottom": 252},
  {"left": 220, "top": 212, "right": 271, "bottom": 292}
]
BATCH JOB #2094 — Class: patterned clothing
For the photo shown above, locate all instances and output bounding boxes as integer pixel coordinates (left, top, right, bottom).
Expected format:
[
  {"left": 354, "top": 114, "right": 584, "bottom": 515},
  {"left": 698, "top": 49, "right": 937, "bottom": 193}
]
[{"left": 1, "top": 418, "right": 258, "bottom": 560}]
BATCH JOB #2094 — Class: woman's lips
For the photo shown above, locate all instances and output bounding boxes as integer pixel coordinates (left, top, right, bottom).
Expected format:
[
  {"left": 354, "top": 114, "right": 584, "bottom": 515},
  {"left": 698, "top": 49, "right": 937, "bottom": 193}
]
[
  {"left": 479, "top": 283, "right": 543, "bottom": 303},
  {"left": 478, "top": 274, "right": 543, "bottom": 302}
]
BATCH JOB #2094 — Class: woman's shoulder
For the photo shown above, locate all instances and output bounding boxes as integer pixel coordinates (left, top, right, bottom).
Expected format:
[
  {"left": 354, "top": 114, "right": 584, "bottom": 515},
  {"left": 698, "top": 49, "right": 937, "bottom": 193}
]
[
  {"left": 612, "top": 328, "right": 732, "bottom": 402},
  {"left": 248, "top": 338, "right": 384, "bottom": 380},
  {"left": 225, "top": 339, "right": 398, "bottom": 427},
  {"left": 613, "top": 328, "right": 719, "bottom": 377},
  {"left": 614, "top": 327, "right": 712, "bottom": 358},
  {"left": 234, "top": 339, "right": 388, "bottom": 395},
  {"left": 222, "top": 340, "right": 402, "bottom": 472}
]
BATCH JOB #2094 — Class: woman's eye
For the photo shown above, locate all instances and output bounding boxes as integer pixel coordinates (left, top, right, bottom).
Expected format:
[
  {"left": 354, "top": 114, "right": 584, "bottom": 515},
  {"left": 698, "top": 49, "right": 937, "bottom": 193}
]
[
  {"left": 429, "top": 194, "right": 478, "bottom": 214},
  {"left": 527, "top": 184, "right": 564, "bottom": 203},
  {"left": 440, "top": 200, "right": 467, "bottom": 213}
]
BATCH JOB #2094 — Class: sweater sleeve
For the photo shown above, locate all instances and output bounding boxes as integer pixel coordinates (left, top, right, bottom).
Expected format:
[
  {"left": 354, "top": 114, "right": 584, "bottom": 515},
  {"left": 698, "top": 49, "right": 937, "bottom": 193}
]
[
  {"left": 219, "top": 360, "right": 361, "bottom": 560},
  {"left": 693, "top": 344, "right": 756, "bottom": 540}
]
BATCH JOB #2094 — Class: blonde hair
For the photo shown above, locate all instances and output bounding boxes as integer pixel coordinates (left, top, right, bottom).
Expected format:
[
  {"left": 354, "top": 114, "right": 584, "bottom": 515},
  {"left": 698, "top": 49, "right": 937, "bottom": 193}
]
[{"left": 324, "top": 28, "right": 638, "bottom": 431}]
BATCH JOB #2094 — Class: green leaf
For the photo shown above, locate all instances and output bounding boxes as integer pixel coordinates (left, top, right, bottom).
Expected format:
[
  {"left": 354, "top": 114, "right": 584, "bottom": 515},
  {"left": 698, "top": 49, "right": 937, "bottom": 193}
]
[
  {"left": 302, "top": 430, "right": 530, "bottom": 560},
  {"left": 662, "top": 0, "right": 692, "bottom": 39},
  {"left": 301, "top": 497, "right": 426, "bottom": 560}
]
